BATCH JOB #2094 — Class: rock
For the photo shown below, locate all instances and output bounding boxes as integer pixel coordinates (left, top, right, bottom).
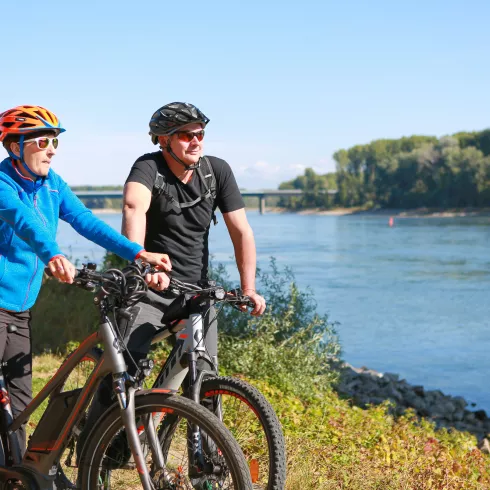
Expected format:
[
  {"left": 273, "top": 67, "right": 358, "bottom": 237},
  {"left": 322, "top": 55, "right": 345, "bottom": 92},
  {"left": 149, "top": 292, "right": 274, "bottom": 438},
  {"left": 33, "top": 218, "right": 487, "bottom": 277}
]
[
  {"left": 478, "top": 438, "right": 490, "bottom": 454},
  {"left": 382, "top": 384, "right": 404, "bottom": 402},
  {"left": 383, "top": 372, "right": 400, "bottom": 383},
  {"left": 453, "top": 396, "right": 468, "bottom": 410},
  {"left": 453, "top": 410, "right": 465, "bottom": 422},
  {"left": 353, "top": 394, "right": 371, "bottom": 408},
  {"left": 474, "top": 410, "right": 488, "bottom": 421},
  {"left": 334, "top": 362, "right": 487, "bottom": 437},
  {"left": 404, "top": 393, "right": 429, "bottom": 415}
]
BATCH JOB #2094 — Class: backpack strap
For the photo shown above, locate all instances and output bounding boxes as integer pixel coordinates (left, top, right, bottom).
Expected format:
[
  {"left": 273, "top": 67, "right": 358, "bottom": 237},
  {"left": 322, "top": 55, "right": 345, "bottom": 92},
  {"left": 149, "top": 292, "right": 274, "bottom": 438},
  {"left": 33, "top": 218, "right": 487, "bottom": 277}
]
[
  {"left": 153, "top": 171, "right": 166, "bottom": 197},
  {"left": 152, "top": 156, "right": 218, "bottom": 225},
  {"left": 196, "top": 156, "right": 218, "bottom": 225}
]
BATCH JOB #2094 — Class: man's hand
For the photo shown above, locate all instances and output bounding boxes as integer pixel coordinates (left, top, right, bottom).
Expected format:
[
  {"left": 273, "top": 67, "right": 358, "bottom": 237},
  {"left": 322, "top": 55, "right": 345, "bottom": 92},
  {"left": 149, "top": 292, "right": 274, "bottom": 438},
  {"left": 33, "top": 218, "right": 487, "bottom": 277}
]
[
  {"left": 48, "top": 255, "right": 76, "bottom": 284},
  {"left": 145, "top": 272, "right": 171, "bottom": 291},
  {"left": 243, "top": 290, "right": 266, "bottom": 316},
  {"left": 137, "top": 251, "right": 172, "bottom": 272}
]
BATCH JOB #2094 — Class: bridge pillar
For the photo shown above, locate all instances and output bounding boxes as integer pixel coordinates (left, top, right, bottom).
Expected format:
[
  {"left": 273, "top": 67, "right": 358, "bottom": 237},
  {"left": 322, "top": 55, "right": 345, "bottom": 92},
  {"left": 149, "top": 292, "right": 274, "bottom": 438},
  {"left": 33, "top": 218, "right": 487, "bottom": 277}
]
[{"left": 259, "top": 196, "right": 266, "bottom": 214}]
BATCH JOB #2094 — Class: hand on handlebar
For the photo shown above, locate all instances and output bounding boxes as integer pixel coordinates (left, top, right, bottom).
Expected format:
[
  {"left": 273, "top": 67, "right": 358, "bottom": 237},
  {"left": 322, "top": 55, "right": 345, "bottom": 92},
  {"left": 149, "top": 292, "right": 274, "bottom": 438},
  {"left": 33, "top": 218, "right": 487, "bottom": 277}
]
[
  {"left": 242, "top": 290, "right": 266, "bottom": 316},
  {"left": 136, "top": 251, "right": 172, "bottom": 272},
  {"left": 48, "top": 255, "right": 77, "bottom": 284},
  {"left": 145, "top": 272, "right": 171, "bottom": 291}
]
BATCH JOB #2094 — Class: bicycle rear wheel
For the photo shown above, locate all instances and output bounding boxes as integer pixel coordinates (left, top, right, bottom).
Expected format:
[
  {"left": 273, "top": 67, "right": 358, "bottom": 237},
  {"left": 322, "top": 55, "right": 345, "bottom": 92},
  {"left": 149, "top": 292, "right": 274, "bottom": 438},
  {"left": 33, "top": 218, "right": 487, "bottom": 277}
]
[{"left": 79, "top": 392, "right": 253, "bottom": 489}]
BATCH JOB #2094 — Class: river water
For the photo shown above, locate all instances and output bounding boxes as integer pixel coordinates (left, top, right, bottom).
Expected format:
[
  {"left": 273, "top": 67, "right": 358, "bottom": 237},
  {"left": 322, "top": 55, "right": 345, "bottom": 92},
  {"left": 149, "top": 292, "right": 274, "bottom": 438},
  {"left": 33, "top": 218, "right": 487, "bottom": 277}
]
[{"left": 57, "top": 211, "right": 490, "bottom": 410}]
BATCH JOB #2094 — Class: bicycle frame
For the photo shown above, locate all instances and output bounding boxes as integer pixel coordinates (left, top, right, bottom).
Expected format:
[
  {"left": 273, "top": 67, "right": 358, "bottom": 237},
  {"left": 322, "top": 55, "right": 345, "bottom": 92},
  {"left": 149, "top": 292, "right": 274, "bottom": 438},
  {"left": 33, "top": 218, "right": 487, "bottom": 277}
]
[
  {"left": 151, "top": 310, "right": 219, "bottom": 409},
  {"left": 0, "top": 310, "right": 156, "bottom": 490}
]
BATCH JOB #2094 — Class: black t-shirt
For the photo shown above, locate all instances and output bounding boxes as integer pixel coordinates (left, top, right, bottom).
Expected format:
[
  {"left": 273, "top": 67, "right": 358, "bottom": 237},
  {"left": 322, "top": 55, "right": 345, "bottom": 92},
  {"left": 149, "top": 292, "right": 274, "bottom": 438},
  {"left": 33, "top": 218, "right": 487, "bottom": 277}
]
[{"left": 126, "top": 152, "right": 244, "bottom": 283}]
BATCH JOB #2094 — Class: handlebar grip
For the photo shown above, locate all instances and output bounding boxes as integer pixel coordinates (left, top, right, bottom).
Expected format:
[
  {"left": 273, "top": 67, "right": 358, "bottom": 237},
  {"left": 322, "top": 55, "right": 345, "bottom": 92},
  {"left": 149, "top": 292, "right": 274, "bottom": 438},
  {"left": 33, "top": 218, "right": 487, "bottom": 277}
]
[
  {"left": 44, "top": 267, "right": 80, "bottom": 278},
  {"left": 242, "top": 296, "right": 256, "bottom": 308}
]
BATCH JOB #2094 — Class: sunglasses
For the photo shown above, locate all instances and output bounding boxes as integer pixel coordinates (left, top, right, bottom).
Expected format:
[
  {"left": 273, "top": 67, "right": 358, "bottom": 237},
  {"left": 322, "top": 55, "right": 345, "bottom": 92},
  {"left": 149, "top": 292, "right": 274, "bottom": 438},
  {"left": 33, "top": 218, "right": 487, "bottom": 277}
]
[
  {"left": 23, "top": 136, "right": 59, "bottom": 150},
  {"left": 174, "top": 130, "right": 205, "bottom": 143}
]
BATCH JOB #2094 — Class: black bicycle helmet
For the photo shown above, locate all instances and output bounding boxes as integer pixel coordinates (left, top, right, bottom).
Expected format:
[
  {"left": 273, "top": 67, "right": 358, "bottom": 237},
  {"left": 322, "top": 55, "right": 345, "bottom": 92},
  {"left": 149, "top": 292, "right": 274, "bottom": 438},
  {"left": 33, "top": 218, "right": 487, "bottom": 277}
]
[{"left": 149, "top": 102, "right": 209, "bottom": 145}]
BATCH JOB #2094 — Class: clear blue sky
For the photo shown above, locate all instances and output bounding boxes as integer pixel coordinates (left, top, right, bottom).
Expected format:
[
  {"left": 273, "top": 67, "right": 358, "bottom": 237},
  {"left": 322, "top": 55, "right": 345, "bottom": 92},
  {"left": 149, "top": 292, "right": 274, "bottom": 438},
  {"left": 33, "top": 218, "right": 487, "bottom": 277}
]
[{"left": 2, "top": 0, "right": 489, "bottom": 189}]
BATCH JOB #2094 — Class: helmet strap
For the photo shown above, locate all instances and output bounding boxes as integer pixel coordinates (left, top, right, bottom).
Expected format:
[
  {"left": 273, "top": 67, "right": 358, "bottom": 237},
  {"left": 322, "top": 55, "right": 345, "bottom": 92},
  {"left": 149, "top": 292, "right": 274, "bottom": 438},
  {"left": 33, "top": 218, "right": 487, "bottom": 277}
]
[
  {"left": 166, "top": 142, "right": 201, "bottom": 171},
  {"left": 8, "top": 135, "right": 44, "bottom": 181}
]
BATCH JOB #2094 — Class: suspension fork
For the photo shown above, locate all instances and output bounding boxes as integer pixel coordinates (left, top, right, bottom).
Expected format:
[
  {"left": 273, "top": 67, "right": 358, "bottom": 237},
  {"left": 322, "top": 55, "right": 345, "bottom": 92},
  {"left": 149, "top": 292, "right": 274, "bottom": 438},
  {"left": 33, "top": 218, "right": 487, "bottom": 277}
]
[
  {"left": 186, "top": 311, "right": 210, "bottom": 467},
  {"left": 99, "top": 317, "right": 153, "bottom": 490},
  {"left": 187, "top": 350, "right": 206, "bottom": 467}
]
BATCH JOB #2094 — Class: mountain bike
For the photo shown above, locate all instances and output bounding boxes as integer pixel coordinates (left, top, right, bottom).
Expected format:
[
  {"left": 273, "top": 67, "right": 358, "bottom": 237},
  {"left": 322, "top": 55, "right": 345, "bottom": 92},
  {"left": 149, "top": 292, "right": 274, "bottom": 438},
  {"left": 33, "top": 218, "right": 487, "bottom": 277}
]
[
  {"left": 97, "top": 276, "right": 286, "bottom": 490},
  {"left": 150, "top": 277, "right": 286, "bottom": 490},
  {"left": 0, "top": 262, "right": 252, "bottom": 490}
]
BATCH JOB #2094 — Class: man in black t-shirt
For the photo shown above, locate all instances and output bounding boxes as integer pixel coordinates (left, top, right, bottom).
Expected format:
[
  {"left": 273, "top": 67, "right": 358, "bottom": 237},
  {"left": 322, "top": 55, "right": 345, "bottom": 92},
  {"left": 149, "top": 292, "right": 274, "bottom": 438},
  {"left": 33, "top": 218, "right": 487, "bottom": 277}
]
[
  {"left": 121, "top": 102, "right": 266, "bottom": 362},
  {"left": 77, "top": 103, "right": 266, "bottom": 459}
]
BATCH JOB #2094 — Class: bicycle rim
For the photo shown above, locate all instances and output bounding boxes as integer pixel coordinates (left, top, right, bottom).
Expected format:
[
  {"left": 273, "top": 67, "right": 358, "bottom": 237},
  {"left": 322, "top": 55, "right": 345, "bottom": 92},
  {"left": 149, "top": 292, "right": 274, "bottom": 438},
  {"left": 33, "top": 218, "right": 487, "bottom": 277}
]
[
  {"left": 200, "top": 377, "right": 286, "bottom": 490},
  {"left": 82, "top": 394, "right": 252, "bottom": 489}
]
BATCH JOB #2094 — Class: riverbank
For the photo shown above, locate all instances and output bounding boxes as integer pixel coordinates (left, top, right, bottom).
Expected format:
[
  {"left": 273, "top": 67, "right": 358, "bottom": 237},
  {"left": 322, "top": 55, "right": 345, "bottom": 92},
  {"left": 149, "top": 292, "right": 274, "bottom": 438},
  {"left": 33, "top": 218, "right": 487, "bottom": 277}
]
[
  {"left": 261, "top": 206, "right": 490, "bottom": 217},
  {"left": 88, "top": 205, "right": 490, "bottom": 218},
  {"left": 336, "top": 362, "right": 490, "bottom": 445}
]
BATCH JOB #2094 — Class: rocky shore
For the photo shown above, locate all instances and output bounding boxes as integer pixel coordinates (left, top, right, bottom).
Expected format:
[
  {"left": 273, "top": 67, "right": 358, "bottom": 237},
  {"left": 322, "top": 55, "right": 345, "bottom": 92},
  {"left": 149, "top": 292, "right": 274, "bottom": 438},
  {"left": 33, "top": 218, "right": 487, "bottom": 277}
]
[{"left": 336, "top": 363, "right": 490, "bottom": 451}]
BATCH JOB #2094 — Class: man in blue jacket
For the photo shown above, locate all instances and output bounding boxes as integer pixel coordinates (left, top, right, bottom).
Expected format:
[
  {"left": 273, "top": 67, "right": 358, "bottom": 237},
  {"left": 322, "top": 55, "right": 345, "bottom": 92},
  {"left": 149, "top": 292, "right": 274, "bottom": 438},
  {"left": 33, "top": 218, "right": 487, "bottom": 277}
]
[{"left": 0, "top": 105, "right": 172, "bottom": 451}]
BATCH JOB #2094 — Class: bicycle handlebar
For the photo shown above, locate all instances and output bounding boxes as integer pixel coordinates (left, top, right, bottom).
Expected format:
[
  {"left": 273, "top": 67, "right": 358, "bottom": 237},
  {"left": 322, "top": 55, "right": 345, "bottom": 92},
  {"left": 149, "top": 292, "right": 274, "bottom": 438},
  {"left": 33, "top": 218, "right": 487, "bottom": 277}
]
[
  {"left": 44, "top": 261, "right": 155, "bottom": 304},
  {"left": 167, "top": 277, "right": 256, "bottom": 309},
  {"left": 45, "top": 263, "right": 255, "bottom": 309}
]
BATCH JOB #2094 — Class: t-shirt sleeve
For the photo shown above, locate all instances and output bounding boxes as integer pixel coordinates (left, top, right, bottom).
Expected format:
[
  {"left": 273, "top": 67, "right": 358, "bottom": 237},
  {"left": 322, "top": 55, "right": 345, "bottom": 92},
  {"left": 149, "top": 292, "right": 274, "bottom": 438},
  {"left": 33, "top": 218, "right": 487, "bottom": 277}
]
[
  {"left": 210, "top": 157, "right": 245, "bottom": 213},
  {"left": 125, "top": 155, "right": 158, "bottom": 192}
]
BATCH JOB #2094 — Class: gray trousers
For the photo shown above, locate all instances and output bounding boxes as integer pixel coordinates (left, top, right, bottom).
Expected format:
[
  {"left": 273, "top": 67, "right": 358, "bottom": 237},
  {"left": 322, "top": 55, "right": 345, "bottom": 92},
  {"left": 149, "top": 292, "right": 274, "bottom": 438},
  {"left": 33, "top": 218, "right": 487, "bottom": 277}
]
[
  {"left": 124, "top": 290, "right": 218, "bottom": 371},
  {"left": 78, "top": 290, "right": 218, "bottom": 455}
]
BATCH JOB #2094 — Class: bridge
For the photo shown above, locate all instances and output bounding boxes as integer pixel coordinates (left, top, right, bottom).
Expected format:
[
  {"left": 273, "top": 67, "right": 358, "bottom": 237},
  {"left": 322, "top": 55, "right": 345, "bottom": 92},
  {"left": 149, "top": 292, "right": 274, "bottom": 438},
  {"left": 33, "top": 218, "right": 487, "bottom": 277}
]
[{"left": 74, "top": 189, "right": 338, "bottom": 214}]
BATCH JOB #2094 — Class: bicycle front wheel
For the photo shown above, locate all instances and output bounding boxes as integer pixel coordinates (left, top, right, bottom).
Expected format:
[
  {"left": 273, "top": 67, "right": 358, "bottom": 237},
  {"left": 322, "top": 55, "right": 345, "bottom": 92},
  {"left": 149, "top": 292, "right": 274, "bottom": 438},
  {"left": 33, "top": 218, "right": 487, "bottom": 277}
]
[
  {"left": 200, "top": 377, "right": 286, "bottom": 490},
  {"left": 159, "top": 376, "right": 286, "bottom": 490},
  {"left": 79, "top": 392, "right": 253, "bottom": 490}
]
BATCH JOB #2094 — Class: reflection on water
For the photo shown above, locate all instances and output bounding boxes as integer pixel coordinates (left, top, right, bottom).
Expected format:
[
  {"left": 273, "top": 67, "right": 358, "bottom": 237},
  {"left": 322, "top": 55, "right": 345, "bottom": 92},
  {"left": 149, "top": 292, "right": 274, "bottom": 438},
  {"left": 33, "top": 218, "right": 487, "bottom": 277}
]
[{"left": 56, "top": 212, "right": 490, "bottom": 409}]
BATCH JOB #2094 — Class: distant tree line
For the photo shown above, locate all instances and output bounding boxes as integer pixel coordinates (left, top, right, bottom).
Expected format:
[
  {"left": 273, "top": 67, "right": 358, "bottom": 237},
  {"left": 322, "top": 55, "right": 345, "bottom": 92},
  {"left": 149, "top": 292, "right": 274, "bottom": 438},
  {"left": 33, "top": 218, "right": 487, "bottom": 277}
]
[
  {"left": 71, "top": 185, "right": 123, "bottom": 209},
  {"left": 279, "top": 129, "right": 490, "bottom": 209}
]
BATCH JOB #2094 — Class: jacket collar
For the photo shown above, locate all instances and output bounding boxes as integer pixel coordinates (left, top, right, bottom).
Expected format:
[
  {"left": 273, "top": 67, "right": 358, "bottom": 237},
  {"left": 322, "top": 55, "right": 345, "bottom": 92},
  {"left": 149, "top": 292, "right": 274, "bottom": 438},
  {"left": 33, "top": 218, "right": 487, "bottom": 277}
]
[{"left": 1, "top": 157, "right": 47, "bottom": 192}]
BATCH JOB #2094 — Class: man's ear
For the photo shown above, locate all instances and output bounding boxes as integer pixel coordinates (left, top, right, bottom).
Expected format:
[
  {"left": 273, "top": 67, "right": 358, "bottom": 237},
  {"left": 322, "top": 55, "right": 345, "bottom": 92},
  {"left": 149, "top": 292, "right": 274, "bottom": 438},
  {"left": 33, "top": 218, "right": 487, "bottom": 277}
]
[{"left": 158, "top": 135, "right": 169, "bottom": 149}]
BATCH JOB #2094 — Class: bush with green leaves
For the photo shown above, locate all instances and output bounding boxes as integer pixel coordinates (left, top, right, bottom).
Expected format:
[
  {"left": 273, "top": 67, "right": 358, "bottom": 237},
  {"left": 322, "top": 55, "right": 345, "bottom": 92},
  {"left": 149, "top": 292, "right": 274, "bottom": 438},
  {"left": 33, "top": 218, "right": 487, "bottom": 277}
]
[{"left": 210, "top": 258, "right": 341, "bottom": 398}]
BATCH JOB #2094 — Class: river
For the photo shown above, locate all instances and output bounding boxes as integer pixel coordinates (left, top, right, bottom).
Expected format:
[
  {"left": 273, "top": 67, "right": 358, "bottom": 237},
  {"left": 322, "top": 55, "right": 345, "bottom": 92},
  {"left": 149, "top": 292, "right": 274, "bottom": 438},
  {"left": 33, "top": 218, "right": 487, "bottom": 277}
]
[{"left": 56, "top": 211, "right": 490, "bottom": 410}]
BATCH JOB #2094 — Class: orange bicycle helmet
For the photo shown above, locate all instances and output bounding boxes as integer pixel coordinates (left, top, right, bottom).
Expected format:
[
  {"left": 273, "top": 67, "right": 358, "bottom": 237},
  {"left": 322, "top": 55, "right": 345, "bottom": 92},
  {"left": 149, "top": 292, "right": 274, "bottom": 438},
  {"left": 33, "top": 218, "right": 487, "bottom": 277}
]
[{"left": 0, "top": 105, "right": 65, "bottom": 142}]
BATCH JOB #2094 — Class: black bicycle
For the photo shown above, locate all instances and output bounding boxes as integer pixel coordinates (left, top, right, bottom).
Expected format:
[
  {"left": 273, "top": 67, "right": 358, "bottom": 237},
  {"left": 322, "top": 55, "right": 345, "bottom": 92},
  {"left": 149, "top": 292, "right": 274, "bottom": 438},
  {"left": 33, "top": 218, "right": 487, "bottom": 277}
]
[
  {"left": 150, "top": 277, "right": 287, "bottom": 490},
  {"left": 0, "top": 262, "right": 253, "bottom": 490}
]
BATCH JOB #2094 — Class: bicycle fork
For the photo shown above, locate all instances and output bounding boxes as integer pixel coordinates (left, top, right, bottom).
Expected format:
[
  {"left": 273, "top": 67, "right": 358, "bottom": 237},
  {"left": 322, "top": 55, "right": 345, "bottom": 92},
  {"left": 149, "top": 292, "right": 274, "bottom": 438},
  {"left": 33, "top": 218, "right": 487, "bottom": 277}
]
[{"left": 100, "top": 319, "right": 154, "bottom": 490}]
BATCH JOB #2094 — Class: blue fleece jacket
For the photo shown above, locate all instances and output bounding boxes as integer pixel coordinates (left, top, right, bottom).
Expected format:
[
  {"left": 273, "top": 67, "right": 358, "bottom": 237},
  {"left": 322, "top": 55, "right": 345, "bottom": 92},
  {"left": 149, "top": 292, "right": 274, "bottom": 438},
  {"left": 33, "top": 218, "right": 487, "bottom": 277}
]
[{"left": 0, "top": 157, "right": 143, "bottom": 312}]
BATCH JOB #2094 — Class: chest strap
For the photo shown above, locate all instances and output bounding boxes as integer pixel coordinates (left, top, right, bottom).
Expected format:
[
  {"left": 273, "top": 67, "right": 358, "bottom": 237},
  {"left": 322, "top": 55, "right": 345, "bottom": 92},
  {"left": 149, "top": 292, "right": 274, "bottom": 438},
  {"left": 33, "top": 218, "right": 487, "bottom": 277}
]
[{"left": 153, "top": 156, "right": 218, "bottom": 224}]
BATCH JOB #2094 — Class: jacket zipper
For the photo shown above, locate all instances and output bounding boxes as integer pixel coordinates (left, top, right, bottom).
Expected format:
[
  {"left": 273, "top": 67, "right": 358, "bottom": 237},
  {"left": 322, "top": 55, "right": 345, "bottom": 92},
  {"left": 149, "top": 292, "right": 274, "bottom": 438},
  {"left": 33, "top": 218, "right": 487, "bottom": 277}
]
[{"left": 33, "top": 191, "right": 47, "bottom": 227}]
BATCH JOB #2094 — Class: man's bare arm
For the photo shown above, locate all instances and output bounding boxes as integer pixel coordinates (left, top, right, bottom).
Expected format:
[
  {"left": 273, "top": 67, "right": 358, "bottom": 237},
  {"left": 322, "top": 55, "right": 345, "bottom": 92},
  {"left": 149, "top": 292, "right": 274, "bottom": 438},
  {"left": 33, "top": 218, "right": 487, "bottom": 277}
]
[
  {"left": 122, "top": 182, "right": 152, "bottom": 245},
  {"left": 223, "top": 208, "right": 266, "bottom": 316}
]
